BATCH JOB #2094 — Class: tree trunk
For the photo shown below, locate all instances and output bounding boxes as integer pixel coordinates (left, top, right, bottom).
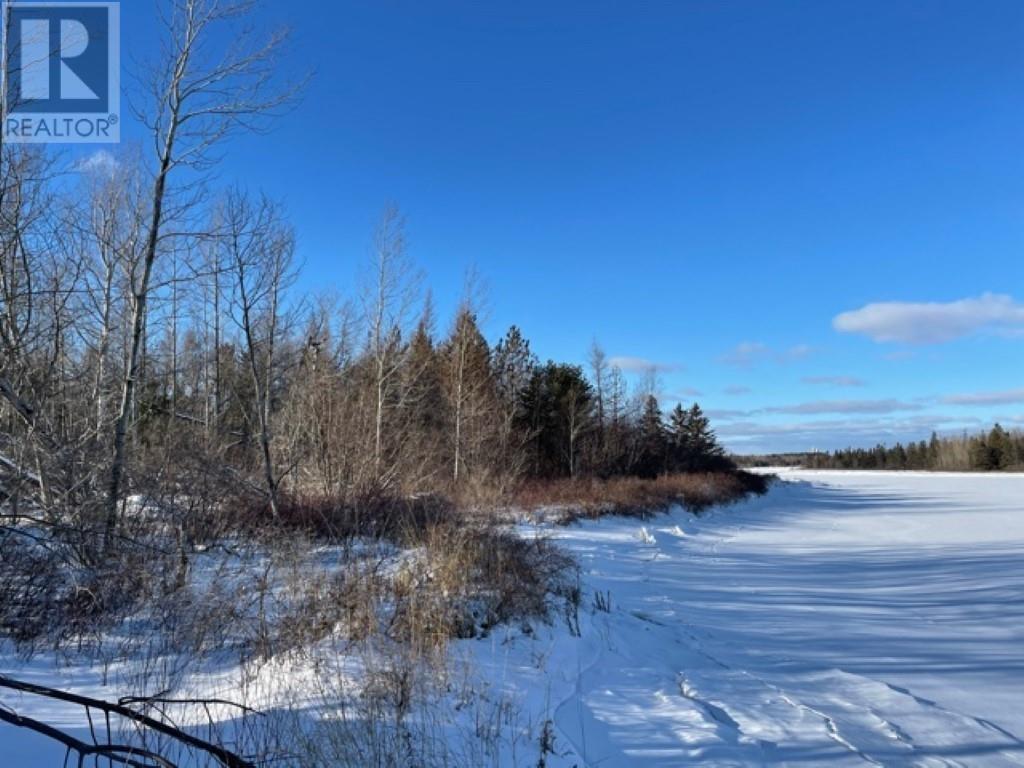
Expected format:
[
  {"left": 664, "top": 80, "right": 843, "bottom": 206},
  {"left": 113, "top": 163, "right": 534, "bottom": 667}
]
[{"left": 106, "top": 124, "right": 176, "bottom": 547}]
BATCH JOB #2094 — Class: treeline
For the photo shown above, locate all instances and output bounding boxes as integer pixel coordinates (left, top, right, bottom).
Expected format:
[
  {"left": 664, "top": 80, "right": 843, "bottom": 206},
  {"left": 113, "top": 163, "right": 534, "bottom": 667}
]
[
  {"left": 0, "top": 183, "right": 731, "bottom": 523},
  {"left": 740, "top": 425, "right": 1024, "bottom": 472},
  {"left": 1, "top": 153, "right": 732, "bottom": 536}
]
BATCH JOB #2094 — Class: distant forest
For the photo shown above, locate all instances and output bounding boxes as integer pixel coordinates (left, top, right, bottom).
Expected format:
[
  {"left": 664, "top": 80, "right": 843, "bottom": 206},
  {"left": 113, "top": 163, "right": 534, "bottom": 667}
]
[{"left": 738, "top": 425, "right": 1024, "bottom": 472}]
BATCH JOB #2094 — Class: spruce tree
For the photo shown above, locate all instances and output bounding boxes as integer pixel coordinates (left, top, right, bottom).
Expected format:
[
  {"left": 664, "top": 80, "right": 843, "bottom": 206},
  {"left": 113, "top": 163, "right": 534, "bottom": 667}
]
[
  {"left": 668, "top": 403, "right": 691, "bottom": 471},
  {"left": 635, "top": 395, "right": 666, "bottom": 477},
  {"left": 403, "top": 312, "right": 448, "bottom": 485},
  {"left": 520, "top": 362, "right": 594, "bottom": 478},
  {"left": 442, "top": 308, "right": 497, "bottom": 486},
  {"left": 988, "top": 424, "right": 1015, "bottom": 470},
  {"left": 684, "top": 403, "right": 726, "bottom": 471},
  {"left": 928, "top": 432, "right": 941, "bottom": 469},
  {"left": 492, "top": 326, "right": 536, "bottom": 416},
  {"left": 491, "top": 326, "right": 538, "bottom": 483},
  {"left": 970, "top": 432, "right": 996, "bottom": 470}
]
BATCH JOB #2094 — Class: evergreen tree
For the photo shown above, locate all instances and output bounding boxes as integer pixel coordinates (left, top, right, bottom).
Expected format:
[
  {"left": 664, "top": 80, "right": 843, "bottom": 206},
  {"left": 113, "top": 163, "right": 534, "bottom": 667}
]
[
  {"left": 520, "top": 362, "right": 594, "bottom": 478},
  {"left": 491, "top": 326, "right": 538, "bottom": 484},
  {"left": 928, "top": 432, "right": 941, "bottom": 469},
  {"left": 684, "top": 403, "right": 726, "bottom": 470},
  {"left": 492, "top": 326, "right": 536, "bottom": 418},
  {"left": 442, "top": 308, "right": 497, "bottom": 486},
  {"left": 767, "top": 427, "right": 1022, "bottom": 473},
  {"left": 634, "top": 395, "right": 666, "bottom": 477},
  {"left": 886, "top": 443, "right": 907, "bottom": 469},
  {"left": 401, "top": 311, "right": 448, "bottom": 486},
  {"left": 667, "top": 403, "right": 691, "bottom": 471},
  {"left": 987, "top": 424, "right": 1015, "bottom": 470}
]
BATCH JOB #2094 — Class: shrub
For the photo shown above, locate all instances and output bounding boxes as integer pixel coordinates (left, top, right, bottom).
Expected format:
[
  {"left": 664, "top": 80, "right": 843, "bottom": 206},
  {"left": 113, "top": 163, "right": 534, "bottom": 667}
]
[
  {"left": 512, "top": 470, "right": 770, "bottom": 522},
  {"left": 389, "top": 524, "right": 578, "bottom": 651},
  {"left": 215, "top": 490, "right": 457, "bottom": 545}
]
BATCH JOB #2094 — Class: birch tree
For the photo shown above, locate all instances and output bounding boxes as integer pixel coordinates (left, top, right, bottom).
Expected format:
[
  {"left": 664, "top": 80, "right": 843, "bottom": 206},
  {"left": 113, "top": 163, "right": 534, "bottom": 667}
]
[
  {"left": 106, "top": 0, "right": 299, "bottom": 541},
  {"left": 221, "top": 190, "right": 296, "bottom": 519},
  {"left": 443, "top": 306, "right": 496, "bottom": 488},
  {"left": 361, "top": 205, "right": 420, "bottom": 488}
]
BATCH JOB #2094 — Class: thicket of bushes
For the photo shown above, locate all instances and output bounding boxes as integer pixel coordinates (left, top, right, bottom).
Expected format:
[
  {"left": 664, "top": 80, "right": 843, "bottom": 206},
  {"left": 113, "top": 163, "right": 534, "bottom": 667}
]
[{"left": 514, "top": 471, "right": 770, "bottom": 522}]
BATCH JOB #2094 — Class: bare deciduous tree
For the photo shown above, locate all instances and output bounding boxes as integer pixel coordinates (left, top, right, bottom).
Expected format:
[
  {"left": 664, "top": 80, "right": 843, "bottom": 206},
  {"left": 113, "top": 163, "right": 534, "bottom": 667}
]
[
  {"left": 360, "top": 205, "right": 421, "bottom": 488},
  {"left": 107, "top": 0, "right": 300, "bottom": 541},
  {"left": 221, "top": 190, "right": 297, "bottom": 519}
]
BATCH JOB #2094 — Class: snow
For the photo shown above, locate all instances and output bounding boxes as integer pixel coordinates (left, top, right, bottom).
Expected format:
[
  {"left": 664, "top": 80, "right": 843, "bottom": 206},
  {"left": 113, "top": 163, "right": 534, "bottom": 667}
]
[
  {"left": 4, "top": 470, "right": 1024, "bottom": 766},
  {"left": 480, "top": 469, "right": 1024, "bottom": 766}
]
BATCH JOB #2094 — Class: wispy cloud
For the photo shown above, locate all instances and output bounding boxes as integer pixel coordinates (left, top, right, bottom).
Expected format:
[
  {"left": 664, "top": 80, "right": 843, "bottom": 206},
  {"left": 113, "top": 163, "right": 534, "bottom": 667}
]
[
  {"left": 718, "top": 342, "right": 814, "bottom": 368},
  {"left": 706, "top": 379, "right": 1024, "bottom": 453},
  {"left": 718, "top": 342, "right": 769, "bottom": 368},
  {"left": 723, "top": 385, "right": 752, "bottom": 396},
  {"left": 717, "top": 414, "right": 985, "bottom": 453},
  {"left": 785, "top": 344, "right": 814, "bottom": 361},
  {"left": 833, "top": 293, "right": 1024, "bottom": 344},
  {"left": 993, "top": 413, "right": 1024, "bottom": 427},
  {"left": 706, "top": 398, "right": 921, "bottom": 421},
  {"left": 672, "top": 387, "right": 703, "bottom": 398},
  {"left": 75, "top": 149, "right": 120, "bottom": 176},
  {"left": 940, "top": 388, "right": 1024, "bottom": 406},
  {"left": 608, "top": 356, "right": 683, "bottom": 374},
  {"left": 766, "top": 399, "right": 921, "bottom": 416},
  {"left": 648, "top": 388, "right": 704, "bottom": 405},
  {"left": 706, "top": 408, "right": 752, "bottom": 421},
  {"left": 802, "top": 375, "right": 866, "bottom": 388}
]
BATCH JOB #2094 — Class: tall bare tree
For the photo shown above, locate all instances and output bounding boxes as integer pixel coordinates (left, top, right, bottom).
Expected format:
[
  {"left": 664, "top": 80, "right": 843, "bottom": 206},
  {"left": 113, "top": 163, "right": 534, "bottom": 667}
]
[
  {"left": 588, "top": 340, "right": 610, "bottom": 470},
  {"left": 106, "top": 0, "right": 299, "bottom": 541},
  {"left": 360, "top": 205, "right": 420, "bottom": 488},
  {"left": 443, "top": 304, "right": 496, "bottom": 489},
  {"left": 221, "top": 190, "right": 296, "bottom": 519}
]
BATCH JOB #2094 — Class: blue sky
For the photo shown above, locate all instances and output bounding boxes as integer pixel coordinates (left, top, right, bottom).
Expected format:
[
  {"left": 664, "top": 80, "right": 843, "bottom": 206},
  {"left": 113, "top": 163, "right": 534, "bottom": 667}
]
[{"left": 107, "top": 0, "right": 1024, "bottom": 452}]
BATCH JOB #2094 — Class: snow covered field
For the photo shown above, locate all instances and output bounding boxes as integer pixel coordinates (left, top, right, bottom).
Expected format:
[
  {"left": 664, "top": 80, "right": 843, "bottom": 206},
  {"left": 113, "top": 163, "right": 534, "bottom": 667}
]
[
  {"left": 512, "top": 469, "right": 1024, "bottom": 766},
  {"left": 4, "top": 470, "right": 1024, "bottom": 766}
]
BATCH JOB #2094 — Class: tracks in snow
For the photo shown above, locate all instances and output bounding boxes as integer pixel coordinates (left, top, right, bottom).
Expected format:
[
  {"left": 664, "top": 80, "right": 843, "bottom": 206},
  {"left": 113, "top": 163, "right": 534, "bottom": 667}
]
[{"left": 550, "top": 494, "right": 1024, "bottom": 767}]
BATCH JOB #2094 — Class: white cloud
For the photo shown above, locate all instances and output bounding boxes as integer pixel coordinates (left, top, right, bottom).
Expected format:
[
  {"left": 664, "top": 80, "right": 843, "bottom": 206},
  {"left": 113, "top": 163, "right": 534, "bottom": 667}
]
[
  {"left": 704, "top": 398, "right": 920, "bottom": 421},
  {"left": 802, "top": 375, "right": 866, "bottom": 388},
  {"left": 75, "top": 149, "right": 119, "bottom": 176},
  {"left": 718, "top": 342, "right": 813, "bottom": 368},
  {"left": 833, "top": 293, "right": 1024, "bottom": 344},
  {"left": 608, "top": 356, "right": 682, "bottom": 373},
  {"left": 718, "top": 342, "right": 769, "bottom": 367},
  {"left": 766, "top": 399, "right": 921, "bottom": 416},
  {"left": 940, "top": 388, "right": 1024, "bottom": 406}
]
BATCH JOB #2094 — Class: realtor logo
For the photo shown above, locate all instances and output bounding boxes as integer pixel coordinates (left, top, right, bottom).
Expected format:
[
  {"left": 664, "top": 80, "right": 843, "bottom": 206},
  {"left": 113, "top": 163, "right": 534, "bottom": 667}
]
[{"left": 2, "top": 2, "right": 120, "bottom": 143}]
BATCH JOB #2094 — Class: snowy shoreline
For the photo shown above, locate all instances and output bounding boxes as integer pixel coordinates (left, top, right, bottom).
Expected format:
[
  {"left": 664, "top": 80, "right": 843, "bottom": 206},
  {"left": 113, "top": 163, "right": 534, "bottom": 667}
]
[{"left": 4, "top": 471, "right": 1024, "bottom": 766}]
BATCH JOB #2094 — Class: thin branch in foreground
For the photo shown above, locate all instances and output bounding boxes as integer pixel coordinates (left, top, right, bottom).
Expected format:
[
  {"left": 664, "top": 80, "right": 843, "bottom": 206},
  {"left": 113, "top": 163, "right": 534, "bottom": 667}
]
[{"left": 0, "top": 675, "right": 255, "bottom": 768}]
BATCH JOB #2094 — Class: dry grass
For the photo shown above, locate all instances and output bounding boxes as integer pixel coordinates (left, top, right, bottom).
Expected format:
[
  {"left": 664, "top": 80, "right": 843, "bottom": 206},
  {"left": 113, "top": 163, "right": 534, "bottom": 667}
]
[
  {"left": 512, "top": 470, "right": 771, "bottom": 522},
  {"left": 389, "top": 525, "right": 578, "bottom": 651},
  {"left": 216, "top": 470, "right": 770, "bottom": 545},
  {"left": 2, "top": 470, "right": 764, "bottom": 658},
  {"left": 200, "top": 490, "right": 582, "bottom": 653},
  {"left": 213, "top": 491, "right": 457, "bottom": 545},
  {"left": 0, "top": 471, "right": 767, "bottom": 767}
]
